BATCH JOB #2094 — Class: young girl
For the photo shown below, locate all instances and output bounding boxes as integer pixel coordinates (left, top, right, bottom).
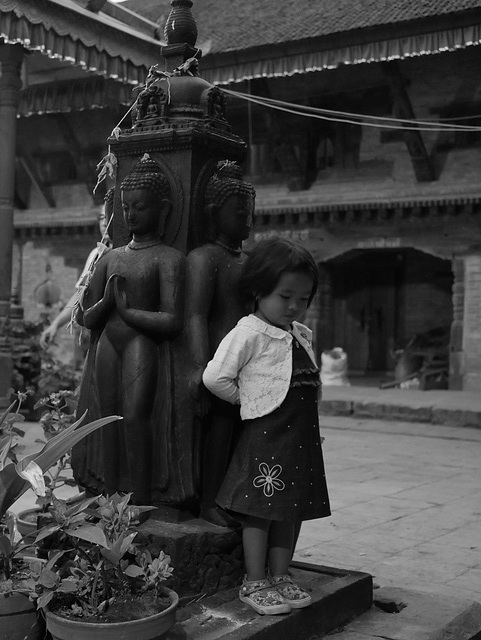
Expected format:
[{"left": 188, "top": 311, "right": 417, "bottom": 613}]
[{"left": 202, "top": 237, "right": 331, "bottom": 616}]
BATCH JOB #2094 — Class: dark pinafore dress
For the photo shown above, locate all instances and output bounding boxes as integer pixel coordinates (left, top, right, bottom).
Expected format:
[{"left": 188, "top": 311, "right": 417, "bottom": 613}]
[{"left": 216, "top": 336, "right": 331, "bottom": 522}]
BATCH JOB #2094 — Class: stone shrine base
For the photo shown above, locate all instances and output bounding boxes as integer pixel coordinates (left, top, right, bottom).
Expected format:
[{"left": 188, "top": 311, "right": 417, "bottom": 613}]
[
  {"left": 139, "top": 516, "right": 244, "bottom": 596},
  {"left": 169, "top": 562, "right": 373, "bottom": 639},
  {"left": 139, "top": 516, "right": 372, "bottom": 638}
]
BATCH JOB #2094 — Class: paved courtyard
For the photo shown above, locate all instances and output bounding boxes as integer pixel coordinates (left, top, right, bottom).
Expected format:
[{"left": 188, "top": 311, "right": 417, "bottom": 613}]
[{"left": 294, "top": 415, "right": 481, "bottom": 603}]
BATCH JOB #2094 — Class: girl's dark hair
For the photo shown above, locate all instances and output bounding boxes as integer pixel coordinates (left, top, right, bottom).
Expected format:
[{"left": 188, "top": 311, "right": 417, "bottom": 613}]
[{"left": 240, "top": 237, "right": 319, "bottom": 306}]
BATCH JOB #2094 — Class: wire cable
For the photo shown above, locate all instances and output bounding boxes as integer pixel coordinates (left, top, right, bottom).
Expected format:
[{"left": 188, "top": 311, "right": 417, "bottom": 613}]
[{"left": 222, "top": 88, "right": 481, "bottom": 133}]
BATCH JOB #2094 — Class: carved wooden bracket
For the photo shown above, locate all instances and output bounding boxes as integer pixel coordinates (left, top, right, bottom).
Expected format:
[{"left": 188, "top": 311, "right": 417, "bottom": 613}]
[{"left": 382, "top": 60, "right": 435, "bottom": 183}]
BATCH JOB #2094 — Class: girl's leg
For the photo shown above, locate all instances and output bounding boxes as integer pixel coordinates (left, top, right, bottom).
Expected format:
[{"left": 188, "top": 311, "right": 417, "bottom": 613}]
[
  {"left": 268, "top": 521, "right": 312, "bottom": 609},
  {"left": 268, "top": 521, "right": 295, "bottom": 577},
  {"left": 240, "top": 515, "right": 292, "bottom": 615},
  {"left": 242, "top": 515, "right": 271, "bottom": 580}
]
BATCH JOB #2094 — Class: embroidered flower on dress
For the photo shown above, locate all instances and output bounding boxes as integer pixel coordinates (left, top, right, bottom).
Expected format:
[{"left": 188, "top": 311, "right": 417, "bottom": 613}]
[{"left": 253, "top": 463, "right": 285, "bottom": 497}]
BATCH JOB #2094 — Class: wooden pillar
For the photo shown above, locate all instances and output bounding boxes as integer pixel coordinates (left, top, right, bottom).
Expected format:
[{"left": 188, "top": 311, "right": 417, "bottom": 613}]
[
  {"left": 0, "top": 44, "right": 23, "bottom": 405},
  {"left": 449, "top": 257, "right": 464, "bottom": 390},
  {"left": 462, "top": 254, "right": 481, "bottom": 391}
]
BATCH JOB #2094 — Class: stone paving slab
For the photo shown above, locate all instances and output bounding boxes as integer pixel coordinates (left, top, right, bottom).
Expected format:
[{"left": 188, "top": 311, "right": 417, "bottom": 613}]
[
  {"left": 320, "top": 586, "right": 481, "bottom": 640},
  {"left": 295, "top": 416, "right": 481, "bottom": 603}
]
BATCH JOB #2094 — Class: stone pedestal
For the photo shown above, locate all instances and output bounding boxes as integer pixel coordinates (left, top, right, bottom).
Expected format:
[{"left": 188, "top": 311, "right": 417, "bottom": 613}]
[{"left": 139, "top": 517, "right": 243, "bottom": 597}]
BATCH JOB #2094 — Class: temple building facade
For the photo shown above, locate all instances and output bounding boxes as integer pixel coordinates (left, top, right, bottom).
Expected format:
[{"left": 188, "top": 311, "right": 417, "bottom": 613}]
[{"left": 3, "top": 0, "right": 481, "bottom": 391}]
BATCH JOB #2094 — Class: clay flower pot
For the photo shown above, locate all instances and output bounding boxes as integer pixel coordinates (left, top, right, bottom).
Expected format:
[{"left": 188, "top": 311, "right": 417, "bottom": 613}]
[
  {"left": 45, "top": 586, "right": 179, "bottom": 640},
  {"left": 0, "top": 592, "right": 40, "bottom": 640},
  {"left": 15, "top": 508, "right": 42, "bottom": 538}
]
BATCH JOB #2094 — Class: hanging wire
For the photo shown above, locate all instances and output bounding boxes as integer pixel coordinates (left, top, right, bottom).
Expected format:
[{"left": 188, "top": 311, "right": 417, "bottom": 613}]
[{"left": 222, "top": 88, "right": 481, "bottom": 133}]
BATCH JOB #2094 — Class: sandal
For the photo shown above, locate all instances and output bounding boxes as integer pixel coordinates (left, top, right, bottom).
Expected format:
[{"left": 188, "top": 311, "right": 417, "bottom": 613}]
[
  {"left": 239, "top": 576, "right": 292, "bottom": 615},
  {"left": 270, "top": 574, "right": 312, "bottom": 608}
]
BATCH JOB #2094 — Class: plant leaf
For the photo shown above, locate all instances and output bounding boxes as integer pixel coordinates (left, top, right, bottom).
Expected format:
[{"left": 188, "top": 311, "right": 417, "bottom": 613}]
[
  {"left": 37, "top": 590, "right": 54, "bottom": 609},
  {"left": 45, "top": 550, "right": 67, "bottom": 571},
  {"left": 66, "top": 524, "right": 109, "bottom": 548},
  {"left": 123, "top": 564, "right": 143, "bottom": 578},
  {"left": 58, "top": 579, "right": 78, "bottom": 593},
  {"left": 35, "top": 524, "right": 62, "bottom": 544},
  {"left": 39, "top": 569, "right": 59, "bottom": 589},
  {"left": 0, "top": 533, "right": 12, "bottom": 557},
  {"left": 0, "top": 399, "right": 19, "bottom": 428},
  {"left": 15, "top": 414, "right": 121, "bottom": 478}
]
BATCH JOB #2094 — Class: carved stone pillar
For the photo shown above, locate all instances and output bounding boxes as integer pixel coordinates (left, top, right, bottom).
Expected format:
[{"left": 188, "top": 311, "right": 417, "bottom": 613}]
[
  {"left": 0, "top": 44, "right": 23, "bottom": 405},
  {"left": 449, "top": 257, "right": 464, "bottom": 390}
]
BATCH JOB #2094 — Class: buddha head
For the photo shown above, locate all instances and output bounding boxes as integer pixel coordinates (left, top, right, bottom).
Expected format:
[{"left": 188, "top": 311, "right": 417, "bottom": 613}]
[
  {"left": 120, "top": 154, "right": 172, "bottom": 239},
  {"left": 204, "top": 161, "right": 256, "bottom": 244}
]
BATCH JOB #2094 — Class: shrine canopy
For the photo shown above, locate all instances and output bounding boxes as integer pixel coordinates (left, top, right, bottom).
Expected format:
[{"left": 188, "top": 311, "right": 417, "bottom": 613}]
[{"left": 0, "top": 0, "right": 164, "bottom": 115}]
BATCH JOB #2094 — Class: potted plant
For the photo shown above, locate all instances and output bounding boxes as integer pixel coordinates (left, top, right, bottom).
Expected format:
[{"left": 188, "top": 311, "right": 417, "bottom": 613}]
[
  {"left": 24, "top": 492, "right": 178, "bottom": 640},
  {"left": 0, "top": 391, "right": 120, "bottom": 638}
]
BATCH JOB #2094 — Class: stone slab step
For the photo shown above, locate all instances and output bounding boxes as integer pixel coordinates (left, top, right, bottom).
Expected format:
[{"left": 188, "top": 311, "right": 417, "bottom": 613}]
[{"left": 168, "top": 562, "right": 373, "bottom": 640}]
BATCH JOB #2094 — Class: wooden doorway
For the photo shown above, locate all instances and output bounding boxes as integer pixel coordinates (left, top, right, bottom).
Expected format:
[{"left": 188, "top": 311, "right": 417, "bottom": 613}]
[{"left": 330, "top": 250, "right": 401, "bottom": 374}]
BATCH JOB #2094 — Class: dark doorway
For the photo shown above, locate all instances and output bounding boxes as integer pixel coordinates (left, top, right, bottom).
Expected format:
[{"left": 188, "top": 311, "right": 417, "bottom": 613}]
[{"left": 324, "top": 249, "right": 453, "bottom": 379}]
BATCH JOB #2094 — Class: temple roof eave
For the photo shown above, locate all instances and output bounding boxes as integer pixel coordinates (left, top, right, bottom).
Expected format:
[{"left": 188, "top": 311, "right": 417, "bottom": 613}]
[
  {"left": 13, "top": 192, "right": 481, "bottom": 236},
  {"left": 200, "top": 21, "right": 481, "bottom": 85},
  {"left": 0, "top": 0, "right": 163, "bottom": 86}
]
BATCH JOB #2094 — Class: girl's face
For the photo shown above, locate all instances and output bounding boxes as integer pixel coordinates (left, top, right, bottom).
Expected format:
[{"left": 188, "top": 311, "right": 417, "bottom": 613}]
[{"left": 255, "top": 270, "right": 313, "bottom": 330}]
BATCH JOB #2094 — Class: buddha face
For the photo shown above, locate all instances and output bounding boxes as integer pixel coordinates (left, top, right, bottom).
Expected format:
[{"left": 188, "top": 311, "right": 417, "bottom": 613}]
[
  {"left": 121, "top": 188, "right": 165, "bottom": 237},
  {"left": 216, "top": 193, "right": 254, "bottom": 242}
]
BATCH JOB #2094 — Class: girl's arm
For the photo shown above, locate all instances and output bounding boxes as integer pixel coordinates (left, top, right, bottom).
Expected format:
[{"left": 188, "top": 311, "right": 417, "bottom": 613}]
[
  {"left": 113, "top": 251, "right": 185, "bottom": 338},
  {"left": 202, "top": 325, "right": 255, "bottom": 405}
]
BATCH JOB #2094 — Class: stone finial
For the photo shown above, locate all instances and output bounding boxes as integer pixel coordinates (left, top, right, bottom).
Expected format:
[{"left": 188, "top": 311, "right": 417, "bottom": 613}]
[{"left": 164, "top": 0, "right": 198, "bottom": 47}]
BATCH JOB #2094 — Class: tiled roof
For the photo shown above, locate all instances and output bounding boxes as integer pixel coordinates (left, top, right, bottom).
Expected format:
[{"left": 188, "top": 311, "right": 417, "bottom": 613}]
[{"left": 123, "top": 0, "right": 481, "bottom": 54}]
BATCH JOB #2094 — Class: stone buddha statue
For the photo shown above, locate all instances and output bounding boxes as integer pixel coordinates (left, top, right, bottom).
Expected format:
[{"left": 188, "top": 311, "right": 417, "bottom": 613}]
[
  {"left": 186, "top": 160, "right": 255, "bottom": 526},
  {"left": 74, "top": 155, "right": 189, "bottom": 508}
]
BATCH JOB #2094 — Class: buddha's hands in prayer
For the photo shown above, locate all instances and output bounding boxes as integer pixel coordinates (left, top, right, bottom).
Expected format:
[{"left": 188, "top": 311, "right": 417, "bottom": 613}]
[
  {"left": 104, "top": 273, "right": 119, "bottom": 307},
  {"left": 113, "top": 275, "right": 132, "bottom": 322}
]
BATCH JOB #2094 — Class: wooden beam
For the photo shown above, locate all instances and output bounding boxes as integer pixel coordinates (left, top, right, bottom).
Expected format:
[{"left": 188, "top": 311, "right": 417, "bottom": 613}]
[
  {"left": 17, "top": 156, "right": 56, "bottom": 208},
  {"left": 255, "top": 78, "right": 306, "bottom": 190},
  {"left": 54, "top": 114, "right": 89, "bottom": 182},
  {"left": 382, "top": 61, "right": 435, "bottom": 183}
]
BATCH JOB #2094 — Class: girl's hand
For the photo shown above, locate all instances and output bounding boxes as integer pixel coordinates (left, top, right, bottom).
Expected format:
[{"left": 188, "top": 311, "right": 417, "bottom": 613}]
[{"left": 190, "top": 369, "right": 211, "bottom": 417}]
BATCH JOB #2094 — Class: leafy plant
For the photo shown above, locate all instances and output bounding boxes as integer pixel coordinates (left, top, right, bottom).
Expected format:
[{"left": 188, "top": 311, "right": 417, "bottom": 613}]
[
  {"left": 23, "top": 492, "right": 174, "bottom": 620},
  {"left": 36, "top": 353, "right": 81, "bottom": 399},
  {"left": 33, "top": 391, "right": 80, "bottom": 510},
  {"left": 0, "top": 391, "right": 28, "bottom": 469},
  {"left": 0, "top": 406, "right": 119, "bottom": 523}
]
